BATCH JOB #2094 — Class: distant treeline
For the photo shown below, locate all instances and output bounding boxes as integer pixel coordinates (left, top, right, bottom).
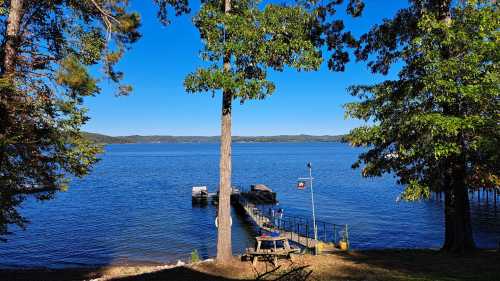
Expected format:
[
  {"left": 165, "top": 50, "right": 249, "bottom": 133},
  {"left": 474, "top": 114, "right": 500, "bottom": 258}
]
[{"left": 83, "top": 132, "right": 345, "bottom": 144}]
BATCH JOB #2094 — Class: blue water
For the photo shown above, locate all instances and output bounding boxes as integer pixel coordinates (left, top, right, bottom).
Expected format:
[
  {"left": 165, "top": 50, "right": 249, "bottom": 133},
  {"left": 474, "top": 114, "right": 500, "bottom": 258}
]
[{"left": 0, "top": 143, "right": 498, "bottom": 268}]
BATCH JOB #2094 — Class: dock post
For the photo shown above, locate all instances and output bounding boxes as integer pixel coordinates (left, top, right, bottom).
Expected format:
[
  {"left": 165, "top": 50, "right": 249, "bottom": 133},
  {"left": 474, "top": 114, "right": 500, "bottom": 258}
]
[
  {"left": 345, "top": 224, "right": 349, "bottom": 249},
  {"left": 297, "top": 224, "right": 300, "bottom": 245},
  {"left": 324, "top": 222, "right": 327, "bottom": 241},
  {"left": 494, "top": 188, "right": 497, "bottom": 208},
  {"left": 487, "top": 188, "right": 489, "bottom": 206},
  {"left": 306, "top": 224, "right": 309, "bottom": 248},
  {"left": 334, "top": 224, "right": 337, "bottom": 244}
]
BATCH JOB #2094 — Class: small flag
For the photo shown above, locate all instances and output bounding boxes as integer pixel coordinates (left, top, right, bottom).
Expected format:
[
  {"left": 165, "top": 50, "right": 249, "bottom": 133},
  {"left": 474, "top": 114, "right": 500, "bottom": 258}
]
[{"left": 297, "top": 180, "right": 306, "bottom": 190}]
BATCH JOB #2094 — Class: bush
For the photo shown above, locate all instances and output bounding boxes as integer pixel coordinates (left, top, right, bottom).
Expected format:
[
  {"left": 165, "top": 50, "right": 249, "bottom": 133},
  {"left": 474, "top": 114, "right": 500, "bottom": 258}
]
[{"left": 191, "top": 249, "right": 200, "bottom": 263}]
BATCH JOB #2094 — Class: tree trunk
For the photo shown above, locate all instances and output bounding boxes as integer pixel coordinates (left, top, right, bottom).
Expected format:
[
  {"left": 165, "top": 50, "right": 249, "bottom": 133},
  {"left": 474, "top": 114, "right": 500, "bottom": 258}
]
[
  {"left": 437, "top": 0, "right": 475, "bottom": 254},
  {"left": 216, "top": 0, "right": 232, "bottom": 264},
  {"left": 441, "top": 164, "right": 476, "bottom": 253},
  {"left": 3, "top": 0, "right": 24, "bottom": 76},
  {"left": 216, "top": 84, "right": 233, "bottom": 263}
]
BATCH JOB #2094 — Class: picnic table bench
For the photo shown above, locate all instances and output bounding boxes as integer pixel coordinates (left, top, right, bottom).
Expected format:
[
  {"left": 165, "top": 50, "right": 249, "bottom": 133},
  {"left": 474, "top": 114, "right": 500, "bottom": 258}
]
[{"left": 244, "top": 235, "right": 300, "bottom": 265}]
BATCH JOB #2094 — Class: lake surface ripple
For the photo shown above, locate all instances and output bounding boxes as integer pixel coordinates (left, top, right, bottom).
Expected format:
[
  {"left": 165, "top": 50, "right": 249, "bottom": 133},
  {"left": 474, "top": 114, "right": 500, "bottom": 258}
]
[{"left": 1, "top": 143, "right": 498, "bottom": 267}]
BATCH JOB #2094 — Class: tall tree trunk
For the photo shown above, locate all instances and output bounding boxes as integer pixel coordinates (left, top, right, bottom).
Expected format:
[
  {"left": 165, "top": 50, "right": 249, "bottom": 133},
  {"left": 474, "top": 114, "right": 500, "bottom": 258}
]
[
  {"left": 216, "top": 0, "right": 232, "bottom": 264},
  {"left": 3, "top": 0, "right": 24, "bottom": 76},
  {"left": 441, "top": 163, "right": 476, "bottom": 253}
]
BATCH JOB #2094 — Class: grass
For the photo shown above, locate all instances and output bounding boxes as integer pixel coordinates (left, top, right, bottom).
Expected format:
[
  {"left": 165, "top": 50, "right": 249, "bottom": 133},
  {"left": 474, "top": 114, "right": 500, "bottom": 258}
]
[
  {"left": 294, "top": 249, "right": 500, "bottom": 281},
  {"left": 0, "top": 249, "right": 498, "bottom": 281}
]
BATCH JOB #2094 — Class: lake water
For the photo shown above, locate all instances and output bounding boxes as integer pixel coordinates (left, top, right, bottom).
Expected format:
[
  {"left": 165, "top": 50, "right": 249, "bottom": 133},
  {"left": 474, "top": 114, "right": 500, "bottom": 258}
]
[{"left": 0, "top": 143, "right": 498, "bottom": 268}]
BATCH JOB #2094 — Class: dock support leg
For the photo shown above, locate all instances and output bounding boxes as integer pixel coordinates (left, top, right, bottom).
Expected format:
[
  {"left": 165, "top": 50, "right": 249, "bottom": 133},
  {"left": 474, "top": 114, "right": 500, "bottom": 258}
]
[
  {"left": 494, "top": 189, "right": 497, "bottom": 209},
  {"left": 487, "top": 189, "right": 489, "bottom": 206}
]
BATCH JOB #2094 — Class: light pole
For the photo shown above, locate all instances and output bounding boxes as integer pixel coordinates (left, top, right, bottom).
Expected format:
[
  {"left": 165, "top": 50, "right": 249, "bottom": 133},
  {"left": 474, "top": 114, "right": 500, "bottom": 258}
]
[{"left": 298, "top": 162, "right": 318, "bottom": 248}]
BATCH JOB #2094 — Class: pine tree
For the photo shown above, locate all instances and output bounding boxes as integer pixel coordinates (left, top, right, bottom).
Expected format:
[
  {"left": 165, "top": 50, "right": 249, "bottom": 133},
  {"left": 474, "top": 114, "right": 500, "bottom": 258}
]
[
  {"left": 0, "top": 0, "right": 143, "bottom": 240},
  {"left": 0, "top": 0, "right": 191, "bottom": 241}
]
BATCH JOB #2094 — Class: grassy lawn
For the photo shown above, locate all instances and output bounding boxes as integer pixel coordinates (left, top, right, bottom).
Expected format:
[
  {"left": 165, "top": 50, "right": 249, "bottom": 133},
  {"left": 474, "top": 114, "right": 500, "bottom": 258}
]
[
  {"left": 1, "top": 249, "right": 498, "bottom": 281},
  {"left": 293, "top": 249, "right": 500, "bottom": 281}
]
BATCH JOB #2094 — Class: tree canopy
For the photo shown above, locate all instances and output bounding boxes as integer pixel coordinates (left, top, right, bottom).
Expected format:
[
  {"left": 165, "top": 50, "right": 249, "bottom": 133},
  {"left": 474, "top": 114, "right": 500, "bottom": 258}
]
[
  {"left": 184, "top": 0, "right": 323, "bottom": 101},
  {"left": 0, "top": 0, "right": 192, "bottom": 240},
  {"left": 0, "top": 0, "right": 142, "bottom": 240},
  {"left": 345, "top": 0, "right": 499, "bottom": 252}
]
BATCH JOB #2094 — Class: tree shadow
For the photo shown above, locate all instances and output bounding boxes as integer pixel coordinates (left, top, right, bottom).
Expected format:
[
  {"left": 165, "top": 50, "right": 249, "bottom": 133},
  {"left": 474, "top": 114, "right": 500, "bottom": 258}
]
[
  {"left": 331, "top": 249, "right": 500, "bottom": 281},
  {"left": 0, "top": 266, "right": 249, "bottom": 281},
  {"left": 109, "top": 266, "right": 249, "bottom": 281},
  {"left": 4, "top": 250, "right": 498, "bottom": 281},
  {"left": 0, "top": 267, "right": 102, "bottom": 281}
]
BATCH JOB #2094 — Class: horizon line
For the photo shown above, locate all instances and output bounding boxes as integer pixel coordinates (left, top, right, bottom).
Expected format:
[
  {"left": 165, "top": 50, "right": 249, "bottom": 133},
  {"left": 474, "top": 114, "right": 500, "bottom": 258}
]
[{"left": 85, "top": 132, "right": 346, "bottom": 138}]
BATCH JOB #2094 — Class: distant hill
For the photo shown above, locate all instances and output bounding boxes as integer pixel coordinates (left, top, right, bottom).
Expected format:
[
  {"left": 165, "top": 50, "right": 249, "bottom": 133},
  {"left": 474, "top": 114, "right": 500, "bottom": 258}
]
[{"left": 83, "top": 132, "right": 345, "bottom": 144}]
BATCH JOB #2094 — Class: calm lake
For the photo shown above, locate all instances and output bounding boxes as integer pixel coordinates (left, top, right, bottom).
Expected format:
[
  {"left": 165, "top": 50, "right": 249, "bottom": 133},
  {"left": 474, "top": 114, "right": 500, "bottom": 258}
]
[{"left": 1, "top": 143, "right": 499, "bottom": 268}]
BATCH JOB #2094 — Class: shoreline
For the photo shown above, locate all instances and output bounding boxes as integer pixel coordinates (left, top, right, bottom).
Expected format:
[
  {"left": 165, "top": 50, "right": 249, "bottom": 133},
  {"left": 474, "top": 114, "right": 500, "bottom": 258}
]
[{"left": 3, "top": 246, "right": 497, "bottom": 270}]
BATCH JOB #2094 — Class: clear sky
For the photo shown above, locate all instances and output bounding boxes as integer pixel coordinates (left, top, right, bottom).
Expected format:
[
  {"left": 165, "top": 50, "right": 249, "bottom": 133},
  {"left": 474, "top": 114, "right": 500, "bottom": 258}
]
[{"left": 83, "top": 1, "right": 407, "bottom": 136}]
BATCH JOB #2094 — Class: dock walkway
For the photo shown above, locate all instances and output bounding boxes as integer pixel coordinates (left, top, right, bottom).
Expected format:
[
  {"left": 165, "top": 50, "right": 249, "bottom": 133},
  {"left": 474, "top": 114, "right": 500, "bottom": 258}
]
[{"left": 234, "top": 196, "right": 347, "bottom": 251}]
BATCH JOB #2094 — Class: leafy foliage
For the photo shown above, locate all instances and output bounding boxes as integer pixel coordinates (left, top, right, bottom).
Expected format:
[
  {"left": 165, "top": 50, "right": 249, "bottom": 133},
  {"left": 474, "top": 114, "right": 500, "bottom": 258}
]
[
  {"left": 154, "top": 0, "right": 190, "bottom": 25},
  {"left": 345, "top": 1, "right": 499, "bottom": 200},
  {"left": 0, "top": 0, "right": 142, "bottom": 240},
  {"left": 0, "top": 0, "right": 189, "bottom": 240},
  {"left": 184, "top": 0, "right": 323, "bottom": 102},
  {"left": 293, "top": 0, "right": 366, "bottom": 72}
]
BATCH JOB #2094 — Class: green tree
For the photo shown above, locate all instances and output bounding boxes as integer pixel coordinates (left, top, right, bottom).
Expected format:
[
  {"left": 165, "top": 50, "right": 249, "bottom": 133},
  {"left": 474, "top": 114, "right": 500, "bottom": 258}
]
[
  {"left": 0, "top": 0, "right": 190, "bottom": 241},
  {"left": 184, "top": 0, "right": 322, "bottom": 262},
  {"left": 345, "top": 0, "right": 499, "bottom": 253},
  {"left": 0, "top": 0, "right": 142, "bottom": 240}
]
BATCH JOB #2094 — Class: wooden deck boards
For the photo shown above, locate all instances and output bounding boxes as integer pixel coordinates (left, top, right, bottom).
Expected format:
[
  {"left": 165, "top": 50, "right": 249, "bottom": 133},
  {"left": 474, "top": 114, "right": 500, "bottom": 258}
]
[{"left": 237, "top": 200, "right": 322, "bottom": 249}]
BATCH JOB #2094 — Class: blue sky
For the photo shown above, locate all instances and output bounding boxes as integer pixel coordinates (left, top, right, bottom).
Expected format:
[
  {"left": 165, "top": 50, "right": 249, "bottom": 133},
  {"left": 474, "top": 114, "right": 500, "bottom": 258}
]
[{"left": 83, "top": 1, "right": 407, "bottom": 136}]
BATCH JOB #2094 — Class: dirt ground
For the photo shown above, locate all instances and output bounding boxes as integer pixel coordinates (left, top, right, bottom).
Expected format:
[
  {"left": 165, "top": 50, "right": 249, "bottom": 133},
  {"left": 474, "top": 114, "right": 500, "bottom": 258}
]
[{"left": 1, "top": 249, "right": 499, "bottom": 281}]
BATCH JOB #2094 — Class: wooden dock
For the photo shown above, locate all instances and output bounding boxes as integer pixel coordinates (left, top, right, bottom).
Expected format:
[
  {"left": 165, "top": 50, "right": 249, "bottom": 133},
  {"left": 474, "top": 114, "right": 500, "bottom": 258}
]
[{"left": 234, "top": 196, "right": 343, "bottom": 252}]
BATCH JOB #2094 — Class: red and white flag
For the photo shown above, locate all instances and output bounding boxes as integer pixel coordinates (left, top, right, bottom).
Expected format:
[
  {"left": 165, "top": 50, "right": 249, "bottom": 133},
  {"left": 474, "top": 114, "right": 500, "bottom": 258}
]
[{"left": 297, "top": 180, "right": 306, "bottom": 190}]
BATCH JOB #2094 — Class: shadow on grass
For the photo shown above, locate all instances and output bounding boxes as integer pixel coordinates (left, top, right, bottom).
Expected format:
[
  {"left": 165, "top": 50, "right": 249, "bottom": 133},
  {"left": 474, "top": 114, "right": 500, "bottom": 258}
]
[
  {"left": 0, "top": 266, "right": 251, "bottom": 281},
  {"left": 333, "top": 249, "right": 500, "bottom": 281},
  {"left": 2, "top": 250, "right": 498, "bottom": 281},
  {"left": 109, "top": 266, "right": 250, "bottom": 281},
  {"left": 0, "top": 267, "right": 102, "bottom": 281}
]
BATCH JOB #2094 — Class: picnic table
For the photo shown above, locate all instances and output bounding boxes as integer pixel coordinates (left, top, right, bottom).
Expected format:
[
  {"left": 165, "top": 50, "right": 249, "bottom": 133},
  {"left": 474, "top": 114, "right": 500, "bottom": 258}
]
[{"left": 244, "top": 235, "right": 300, "bottom": 265}]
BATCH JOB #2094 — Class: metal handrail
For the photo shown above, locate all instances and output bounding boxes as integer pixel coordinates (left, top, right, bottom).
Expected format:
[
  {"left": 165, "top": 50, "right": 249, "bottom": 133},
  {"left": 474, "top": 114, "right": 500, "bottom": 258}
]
[{"left": 239, "top": 195, "right": 349, "bottom": 245}]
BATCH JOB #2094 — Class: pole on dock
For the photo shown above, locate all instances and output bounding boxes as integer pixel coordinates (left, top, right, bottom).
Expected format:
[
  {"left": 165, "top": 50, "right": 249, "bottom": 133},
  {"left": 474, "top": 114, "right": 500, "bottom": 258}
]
[
  {"left": 298, "top": 162, "right": 319, "bottom": 253},
  {"left": 307, "top": 162, "right": 319, "bottom": 244}
]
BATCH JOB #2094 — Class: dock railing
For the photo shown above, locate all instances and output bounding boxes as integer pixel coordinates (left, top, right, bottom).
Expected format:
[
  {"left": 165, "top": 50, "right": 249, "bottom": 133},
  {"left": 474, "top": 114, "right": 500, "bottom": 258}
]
[{"left": 237, "top": 195, "right": 349, "bottom": 248}]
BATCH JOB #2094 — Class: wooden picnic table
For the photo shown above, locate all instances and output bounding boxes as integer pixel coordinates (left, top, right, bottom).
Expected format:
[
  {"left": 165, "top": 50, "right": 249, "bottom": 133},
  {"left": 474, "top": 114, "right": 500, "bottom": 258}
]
[{"left": 244, "top": 235, "right": 300, "bottom": 265}]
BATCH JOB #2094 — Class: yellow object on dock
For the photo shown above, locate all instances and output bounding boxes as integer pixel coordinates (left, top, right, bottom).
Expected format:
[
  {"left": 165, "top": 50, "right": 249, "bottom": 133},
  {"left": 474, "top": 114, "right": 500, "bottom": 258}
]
[{"left": 316, "top": 242, "right": 338, "bottom": 254}]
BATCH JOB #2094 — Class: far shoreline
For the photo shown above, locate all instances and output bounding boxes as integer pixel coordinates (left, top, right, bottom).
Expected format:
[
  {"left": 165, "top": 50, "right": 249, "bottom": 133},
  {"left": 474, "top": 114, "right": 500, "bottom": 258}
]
[
  {"left": 83, "top": 132, "right": 346, "bottom": 145},
  {"left": 101, "top": 141, "right": 345, "bottom": 145}
]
